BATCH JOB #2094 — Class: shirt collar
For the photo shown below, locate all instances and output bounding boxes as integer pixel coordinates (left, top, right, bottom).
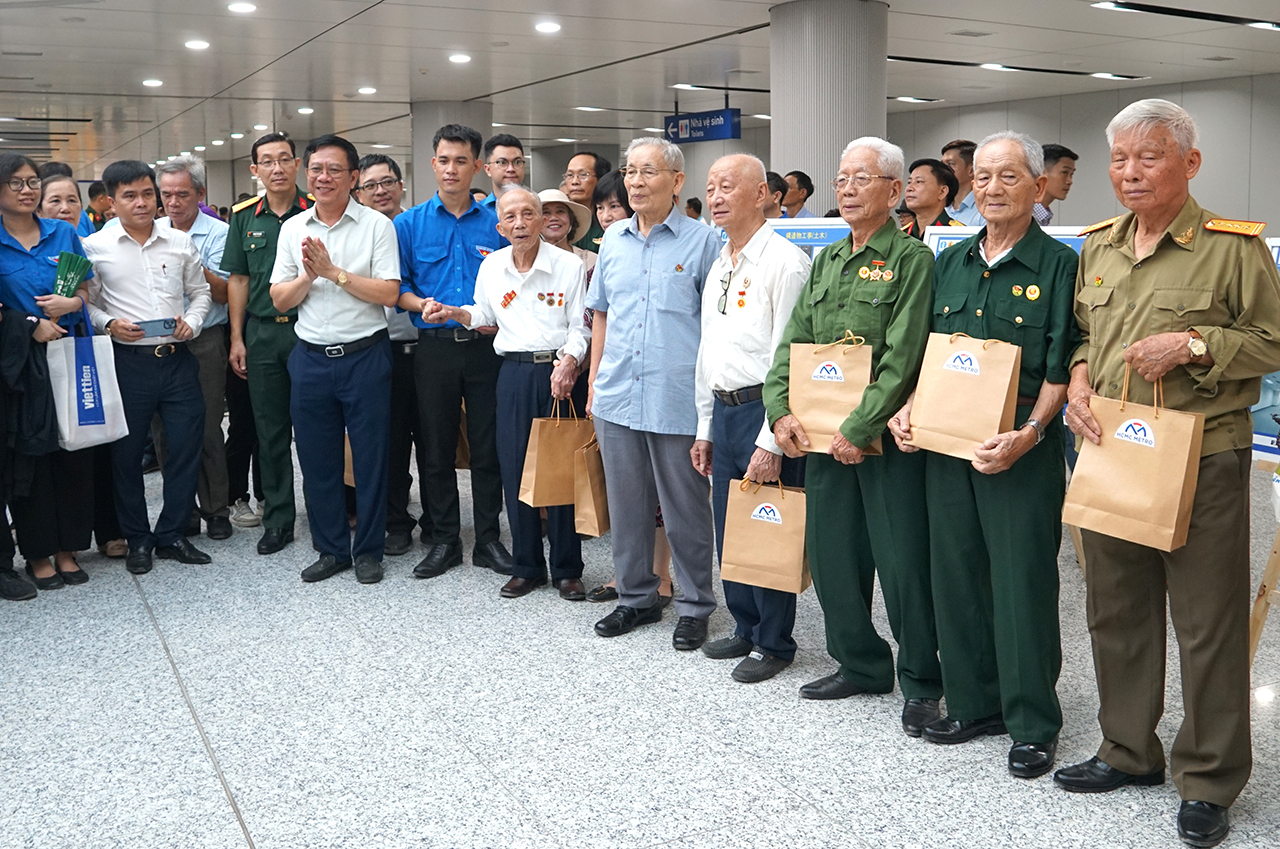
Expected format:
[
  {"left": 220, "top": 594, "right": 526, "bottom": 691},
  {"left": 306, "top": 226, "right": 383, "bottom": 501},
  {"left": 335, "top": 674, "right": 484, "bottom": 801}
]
[
  {"left": 1108, "top": 195, "right": 1202, "bottom": 254},
  {"left": 0, "top": 215, "right": 58, "bottom": 251},
  {"left": 955, "top": 190, "right": 976, "bottom": 211},
  {"left": 832, "top": 217, "right": 899, "bottom": 261},
  {"left": 720, "top": 221, "right": 773, "bottom": 268},
  {"left": 963, "top": 220, "right": 1047, "bottom": 273},
  {"left": 624, "top": 201, "right": 686, "bottom": 239},
  {"left": 158, "top": 212, "right": 213, "bottom": 237},
  {"left": 428, "top": 192, "right": 483, "bottom": 220}
]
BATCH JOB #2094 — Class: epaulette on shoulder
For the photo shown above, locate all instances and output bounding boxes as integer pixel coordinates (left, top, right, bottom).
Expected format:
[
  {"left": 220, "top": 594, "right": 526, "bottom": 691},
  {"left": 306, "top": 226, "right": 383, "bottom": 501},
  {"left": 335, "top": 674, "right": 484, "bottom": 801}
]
[
  {"left": 232, "top": 196, "right": 260, "bottom": 213},
  {"left": 947, "top": 219, "right": 966, "bottom": 227},
  {"left": 900, "top": 221, "right": 913, "bottom": 232},
  {"left": 1204, "top": 218, "right": 1266, "bottom": 237},
  {"left": 1078, "top": 216, "right": 1121, "bottom": 237},
  {"left": 306, "top": 193, "right": 316, "bottom": 201}
]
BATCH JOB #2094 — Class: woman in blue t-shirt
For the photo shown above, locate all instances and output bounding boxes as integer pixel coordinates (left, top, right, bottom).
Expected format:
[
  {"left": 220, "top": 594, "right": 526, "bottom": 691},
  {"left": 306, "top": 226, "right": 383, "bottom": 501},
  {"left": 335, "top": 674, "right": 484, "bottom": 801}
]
[{"left": 0, "top": 153, "right": 94, "bottom": 593}]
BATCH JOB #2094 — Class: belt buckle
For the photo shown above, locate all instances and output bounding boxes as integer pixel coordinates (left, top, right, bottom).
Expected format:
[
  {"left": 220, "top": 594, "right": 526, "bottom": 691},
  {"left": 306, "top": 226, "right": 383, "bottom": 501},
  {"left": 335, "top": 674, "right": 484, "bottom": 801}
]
[
  {"left": 154, "top": 344, "right": 176, "bottom": 358},
  {"left": 275, "top": 315, "right": 290, "bottom": 324},
  {"left": 324, "top": 344, "right": 345, "bottom": 358},
  {"left": 452, "top": 328, "right": 470, "bottom": 342},
  {"left": 532, "top": 351, "right": 554, "bottom": 364}
]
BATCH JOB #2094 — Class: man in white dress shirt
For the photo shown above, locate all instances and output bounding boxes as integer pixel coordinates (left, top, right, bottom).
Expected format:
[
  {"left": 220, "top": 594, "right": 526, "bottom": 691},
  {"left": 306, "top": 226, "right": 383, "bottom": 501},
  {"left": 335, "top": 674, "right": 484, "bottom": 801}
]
[
  {"left": 692, "top": 154, "right": 811, "bottom": 682},
  {"left": 270, "top": 135, "right": 401, "bottom": 585},
  {"left": 84, "top": 160, "right": 213, "bottom": 575},
  {"left": 423, "top": 186, "right": 590, "bottom": 600}
]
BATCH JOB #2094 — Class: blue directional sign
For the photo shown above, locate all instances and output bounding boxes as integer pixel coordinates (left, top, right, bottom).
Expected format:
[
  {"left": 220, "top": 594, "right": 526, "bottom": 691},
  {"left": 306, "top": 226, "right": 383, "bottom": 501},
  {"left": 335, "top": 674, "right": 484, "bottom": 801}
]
[{"left": 664, "top": 108, "right": 741, "bottom": 143}]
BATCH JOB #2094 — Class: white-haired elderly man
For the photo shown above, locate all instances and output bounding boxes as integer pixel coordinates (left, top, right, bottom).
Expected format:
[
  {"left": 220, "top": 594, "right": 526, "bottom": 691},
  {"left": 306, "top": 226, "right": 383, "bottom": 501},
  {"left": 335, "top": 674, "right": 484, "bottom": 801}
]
[
  {"left": 692, "top": 153, "right": 811, "bottom": 683},
  {"left": 585, "top": 137, "right": 721, "bottom": 649},
  {"left": 423, "top": 186, "right": 589, "bottom": 601},
  {"left": 764, "top": 138, "right": 944, "bottom": 732},
  {"left": 890, "top": 131, "right": 1080, "bottom": 779},
  {"left": 1058, "top": 99, "right": 1280, "bottom": 849}
]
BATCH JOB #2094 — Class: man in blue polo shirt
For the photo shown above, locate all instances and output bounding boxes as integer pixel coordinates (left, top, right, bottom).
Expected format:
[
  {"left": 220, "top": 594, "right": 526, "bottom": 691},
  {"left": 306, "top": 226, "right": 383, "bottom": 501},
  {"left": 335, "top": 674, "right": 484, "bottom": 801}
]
[{"left": 395, "top": 123, "right": 513, "bottom": 580}]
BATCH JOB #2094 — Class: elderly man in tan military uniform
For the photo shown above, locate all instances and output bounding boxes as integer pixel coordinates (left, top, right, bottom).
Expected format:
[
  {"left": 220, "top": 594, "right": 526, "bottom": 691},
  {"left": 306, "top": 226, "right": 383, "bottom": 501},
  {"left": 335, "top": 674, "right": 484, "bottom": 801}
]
[{"left": 1059, "top": 98, "right": 1280, "bottom": 849}]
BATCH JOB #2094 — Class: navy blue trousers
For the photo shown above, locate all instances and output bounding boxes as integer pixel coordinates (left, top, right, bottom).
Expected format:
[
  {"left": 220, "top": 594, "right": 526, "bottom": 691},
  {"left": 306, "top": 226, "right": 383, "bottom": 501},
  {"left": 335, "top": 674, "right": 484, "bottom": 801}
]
[
  {"left": 495, "top": 360, "right": 584, "bottom": 582},
  {"left": 111, "top": 344, "right": 204, "bottom": 550},
  {"left": 288, "top": 338, "right": 392, "bottom": 562},
  {"left": 711, "top": 397, "right": 805, "bottom": 660}
]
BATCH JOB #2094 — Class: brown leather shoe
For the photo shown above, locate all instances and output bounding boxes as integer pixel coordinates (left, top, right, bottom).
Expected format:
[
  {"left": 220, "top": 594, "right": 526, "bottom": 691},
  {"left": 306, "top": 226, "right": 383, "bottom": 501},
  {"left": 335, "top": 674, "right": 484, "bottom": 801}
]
[
  {"left": 499, "top": 576, "right": 547, "bottom": 598},
  {"left": 556, "top": 577, "right": 586, "bottom": 601}
]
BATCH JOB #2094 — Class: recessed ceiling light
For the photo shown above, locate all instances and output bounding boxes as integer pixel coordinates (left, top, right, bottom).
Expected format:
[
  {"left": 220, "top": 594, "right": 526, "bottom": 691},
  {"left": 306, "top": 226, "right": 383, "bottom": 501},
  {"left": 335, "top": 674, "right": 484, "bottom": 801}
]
[
  {"left": 230, "top": 132, "right": 244, "bottom": 139},
  {"left": 979, "top": 63, "right": 1019, "bottom": 72},
  {"left": 1091, "top": 2, "right": 1137, "bottom": 10},
  {"left": 194, "top": 145, "right": 206, "bottom": 151},
  {"left": 1249, "top": 21, "right": 1280, "bottom": 31},
  {"left": 535, "top": 22, "right": 561, "bottom": 33},
  {"left": 371, "top": 144, "right": 391, "bottom": 149},
  {"left": 185, "top": 40, "right": 209, "bottom": 50},
  {"left": 211, "top": 139, "right": 224, "bottom": 145},
  {"left": 168, "top": 155, "right": 178, "bottom": 160},
  {"left": 556, "top": 138, "right": 576, "bottom": 143},
  {"left": 358, "top": 86, "right": 377, "bottom": 94},
  {"left": 297, "top": 107, "right": 314, "bottom": 115},
  {"left": 156, "top": 160, "right": 165, "bottom": 165},
  {"left": 491, "top": 122, "right": 504, "bottom": 127},
  {"left": 253, "top": 123, "right": 268, "bottom": 130},
  {"left": 895, "top": 96, "right": 944, "bottom": 103},
  {"left": 644, "top": 127, "right": 664, "bottom": 133},
  {"left": 575, "top": 106, "right": 605, "bottom": 112},
  {"left": 752, "top": 114, "right": 771, "bottom": 120},
  {"left": 180, "top": 150, "right": 191, "bottom": 155},
  {"left": 143, "top": 79, "right": 163, "bottom": 87},
  {"left": 449, "top": 53, "right": 471, "bottom": 63},
  {"left": 228, "top": 3, "right": 256, "bottom": 12},
  {"left": 671, "top": 84, "right": 707, "bottom": 91}
]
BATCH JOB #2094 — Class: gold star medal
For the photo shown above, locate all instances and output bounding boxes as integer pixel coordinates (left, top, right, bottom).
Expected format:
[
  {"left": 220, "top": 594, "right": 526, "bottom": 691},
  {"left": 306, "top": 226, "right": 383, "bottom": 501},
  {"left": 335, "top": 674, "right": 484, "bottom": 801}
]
[
  {"left": 858, "top": 266, "right": 870, "bottom": 279},
  {"left": 1026, "top": 285, "right": 1041, "bottom": 301}
]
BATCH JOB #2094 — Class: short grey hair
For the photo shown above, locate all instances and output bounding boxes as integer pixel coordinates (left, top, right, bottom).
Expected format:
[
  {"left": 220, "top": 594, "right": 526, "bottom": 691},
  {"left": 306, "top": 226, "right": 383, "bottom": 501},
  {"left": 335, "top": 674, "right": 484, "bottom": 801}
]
[
  {"left": 1106, "top": 98, "right": 1199, "bottom": 155},
  {"left": 495, "top": 183, "right": 541, "bottom": 215},
  {"left": 975, "top": 131, "right": 1045, "bottom": 178},
  {"left": 155, "top": 155, "right": 206, "bottom": 193},
  {"left": 839, "top": 137, "right": 905, "bottom": 182},
  {"left": 624, "top": 136, "right": 685, "bottom": 172}
]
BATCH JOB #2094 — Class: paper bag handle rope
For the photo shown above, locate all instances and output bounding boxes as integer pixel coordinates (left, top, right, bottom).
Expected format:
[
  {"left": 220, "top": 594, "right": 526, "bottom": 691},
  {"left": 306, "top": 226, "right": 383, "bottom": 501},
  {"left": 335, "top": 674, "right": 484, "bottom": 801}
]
[
  {"left": 946, "top": 331, "right": 1008, "bottom": 351},
  {"left": 1119, "top": 363, "right": 1164, "bottom": 417},
  {"left": 550, "top": 396, "right": 581, "bottom": 425},
  {"left": 813, "top": 330, "right": 866, "bottom": 356},
  {"left": 739, "top": 474, "right": 786, "bottom": 499}
]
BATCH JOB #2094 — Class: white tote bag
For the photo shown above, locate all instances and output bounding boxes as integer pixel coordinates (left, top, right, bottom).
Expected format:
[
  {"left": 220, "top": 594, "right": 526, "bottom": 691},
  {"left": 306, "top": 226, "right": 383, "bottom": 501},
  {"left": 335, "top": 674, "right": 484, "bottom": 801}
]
[{"left": 46, "top": 311, "right": 129, "bottom": 450}]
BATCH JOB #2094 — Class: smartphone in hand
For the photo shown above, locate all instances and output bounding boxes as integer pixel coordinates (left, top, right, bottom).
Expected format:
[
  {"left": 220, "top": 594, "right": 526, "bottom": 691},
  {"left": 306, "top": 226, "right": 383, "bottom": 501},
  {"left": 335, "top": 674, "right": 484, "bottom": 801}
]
[{"left": 135, "top": 317, "right": 178, "bottom": 338}]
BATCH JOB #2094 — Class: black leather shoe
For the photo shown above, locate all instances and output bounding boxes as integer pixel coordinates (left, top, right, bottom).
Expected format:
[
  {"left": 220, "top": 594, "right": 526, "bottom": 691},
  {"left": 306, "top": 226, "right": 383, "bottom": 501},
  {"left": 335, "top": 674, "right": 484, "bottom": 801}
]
[
  {"left": 703, "top": 634, "right": 754, "bottom": 660},
  {"left": 0, "top": 567, "right": 36, "bottom": 601},
  {"left": 1178, "top": 801, "right": 1230, "bottom": 848},
  {"left": 672, "top": 616, "right": 708, "bottom": 651},
  {"left": 555, "top": 578, "right": 586, "bottom": 601},
  {"left": 56, "top": 559, "right": 89, "bottom": 585},
  {"left": 24, "top": 564, "right": 63, "bottom": 590},
  {"left": 413, "top": 542, "right": 463, "bottom": 578},
  {"left": 125, "top": 546, "right": 153, "bottom": 575},
  {"left": 500, "top": 576, "right": 547, "bottom": 598},
  {"left": 800, "top": 673, "right": 867, "bottom": 700},
  {"left": 594, "top": 603, "right": 663, "bottom": 637},
  {"left": 1053, "top": 756, "right": 1165, "bottom": 793},
  {"left": 1009, "top": 738, "right": 1058, "bottom": 778},
  {"left": 206, "top": 515, "right": 233, "bottom": 540},
  {"left": 155, "top": 538, "right": 211, "bottom": 565},
  {"left": 301, "top": 555, "right": 351, "bottom": 582},
  {"left": 922, "top": 713, "right": 1007, "bottom": 744},
  {"left": 902, "top": 698, "right": 942, "bottom": 737},
  {"left": 732, "top": 650, "right": 791, "bottom": 683},
  {"left": 472, "top": 540, "right": 515, "bottom": 575},
  {"left": 257, "top": 527, "right": 294, "bottom": 555},
  {"left": 354, "top": 555, "right": 383, "bottom": 584},
  {"left": 384, "top": 531, "right": 413, "bottom": 557}
]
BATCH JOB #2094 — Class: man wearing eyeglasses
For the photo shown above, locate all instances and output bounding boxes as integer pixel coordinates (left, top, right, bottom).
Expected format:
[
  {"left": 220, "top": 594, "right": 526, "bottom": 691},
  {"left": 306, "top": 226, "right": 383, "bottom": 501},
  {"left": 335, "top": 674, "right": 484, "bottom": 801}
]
[
  {"left": 480, "top": 133, "right": 525, "bottom": 213},
  {"left": 764, "top": 138, "right": 944, "bottom": 735},
  {"left": 563, "top": 151, "right": 612, "bottom": 253},
  {"left": 271, "top": 134, "right": 400, "bottom": 585},
  {"left": 222, "top": 131, "right": 312, "bottom": 557},
  {"left": 692, "top": 154, "right": 811, "bottom": 683},
  {"left": 395, "top": 124, "right": 513, "bottom": 580}
]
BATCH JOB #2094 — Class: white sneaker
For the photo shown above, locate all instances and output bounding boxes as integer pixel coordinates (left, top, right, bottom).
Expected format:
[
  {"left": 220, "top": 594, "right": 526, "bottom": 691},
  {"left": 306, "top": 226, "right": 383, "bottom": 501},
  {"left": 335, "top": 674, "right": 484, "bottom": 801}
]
[{"left": 230, "top": 498, "right": 261, "bottom": 528}]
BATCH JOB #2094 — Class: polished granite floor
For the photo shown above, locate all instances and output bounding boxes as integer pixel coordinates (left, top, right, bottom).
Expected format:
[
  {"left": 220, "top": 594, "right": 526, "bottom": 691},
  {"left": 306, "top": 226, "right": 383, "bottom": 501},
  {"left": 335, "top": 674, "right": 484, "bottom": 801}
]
[{"left": 2, "top": 462, "right": 1279, "bottom": 849}]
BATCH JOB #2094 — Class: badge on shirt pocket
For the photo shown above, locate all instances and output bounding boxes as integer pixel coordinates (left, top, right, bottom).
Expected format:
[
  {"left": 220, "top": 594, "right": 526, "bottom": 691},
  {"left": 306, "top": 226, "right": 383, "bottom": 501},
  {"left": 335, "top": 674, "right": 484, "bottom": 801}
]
[
  {"left": 476, "top": 245, "right": 493, "bottom": 258},
  {"left": 44, "top": 255, "right": 61, "bottom": 266}
]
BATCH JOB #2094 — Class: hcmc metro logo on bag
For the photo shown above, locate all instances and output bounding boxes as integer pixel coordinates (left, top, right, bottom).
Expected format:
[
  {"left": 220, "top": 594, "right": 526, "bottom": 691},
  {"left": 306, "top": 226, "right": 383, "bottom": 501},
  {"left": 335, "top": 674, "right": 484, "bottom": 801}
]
[
  {"left": 811, "top": 361, "right": 844, "bottom": 382},
  {"left": 1115, "top": 418, "right": 1155, "bottom": 448},
  {"left": 750, "top": 503, "right": 783, "bottom": 524},
  {"left": 943, "top": 351, "right": 980, "bottom": 375}
]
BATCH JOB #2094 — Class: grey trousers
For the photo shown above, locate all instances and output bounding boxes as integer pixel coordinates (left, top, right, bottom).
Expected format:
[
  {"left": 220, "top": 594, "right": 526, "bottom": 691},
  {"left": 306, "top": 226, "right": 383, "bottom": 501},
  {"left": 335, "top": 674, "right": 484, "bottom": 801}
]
[
  {"left": 594, "top": 416, "right": 716, "bottom": 619},
  {"left": 154, "top": 325, "right": 230, "bottom": 519}
]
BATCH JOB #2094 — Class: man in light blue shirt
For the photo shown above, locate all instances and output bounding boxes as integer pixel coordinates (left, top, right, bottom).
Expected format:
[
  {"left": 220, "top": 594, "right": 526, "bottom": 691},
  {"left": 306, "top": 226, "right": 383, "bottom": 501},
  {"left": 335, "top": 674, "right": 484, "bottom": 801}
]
[
  {"left": 942, "top": 139, "right": 986, "bottom": 226},
  {"left": 156, "top": 155, "right": 234, "bottom": 539},
  {"left": 585, "top": 136, "right": 721, "bottom": 649}
]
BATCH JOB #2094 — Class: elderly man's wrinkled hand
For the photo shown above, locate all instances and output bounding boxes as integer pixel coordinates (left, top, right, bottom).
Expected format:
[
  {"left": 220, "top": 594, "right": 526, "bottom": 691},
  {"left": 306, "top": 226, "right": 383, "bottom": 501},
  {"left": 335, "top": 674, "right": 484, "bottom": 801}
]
[
  {"left": 745, "top": 447, "right": 783, "bottom": 483},
  {"left": 1123, "top": 331, "right": 1191, "bottom": 382},
  {"left": 971, "top": 428, "right": 1034, "bottom": 475},
  {"left": 887, "top": 404, "right": 918, "bottom": 453},
  {"left": 772, "top": 415, "right": 810, "bottom": 459},
  {"left": 829, "top": 431, "right": 865, "bottom": 465}
]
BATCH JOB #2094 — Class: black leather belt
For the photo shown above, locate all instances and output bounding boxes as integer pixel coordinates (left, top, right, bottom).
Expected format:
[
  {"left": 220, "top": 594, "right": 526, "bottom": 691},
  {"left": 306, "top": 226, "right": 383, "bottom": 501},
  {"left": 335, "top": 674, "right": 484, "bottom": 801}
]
[
  {"left": 249, "top": 313, "right": 293, "bottom": 323},
  {"left": 503, "top": 350, "right": 557, "bottom": 364},
  {"left": 713, "top": 384, "right": 764, "bottom": 406},
  {"left": 115, "top": 341, "right": 184, "bottom": 358},
  {"left": 392, "top": 340, "right": 418, "bottom": 355},
  {"left": 300, "top": 329, "right": 388, "bottom": 358},
  {"left": 420, "top": 327, "right": 481, "bottom": 342}
]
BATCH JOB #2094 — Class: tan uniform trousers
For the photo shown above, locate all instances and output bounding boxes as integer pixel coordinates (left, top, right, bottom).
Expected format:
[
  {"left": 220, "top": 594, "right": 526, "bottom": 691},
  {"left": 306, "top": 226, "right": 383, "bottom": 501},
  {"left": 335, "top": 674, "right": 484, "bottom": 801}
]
[{"left": 1080, "top": 448, "right": 1253, "bottom": 807}]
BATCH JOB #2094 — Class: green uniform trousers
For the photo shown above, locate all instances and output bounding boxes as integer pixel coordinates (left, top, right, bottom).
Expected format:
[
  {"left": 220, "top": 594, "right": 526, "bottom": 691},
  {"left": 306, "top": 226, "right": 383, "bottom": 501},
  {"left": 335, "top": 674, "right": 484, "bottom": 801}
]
[
  {"left": 805, "top": 439, "right": 942, "bottom": 699},
  {"left": 925, "top": 416, "right": 1065, "bottom": 744},
  {"left": 245, "top": 318, "right": 298, "bottom": 531},
  {"left": 1081, "top": 448, "right": 1253, "bottom": 807}
]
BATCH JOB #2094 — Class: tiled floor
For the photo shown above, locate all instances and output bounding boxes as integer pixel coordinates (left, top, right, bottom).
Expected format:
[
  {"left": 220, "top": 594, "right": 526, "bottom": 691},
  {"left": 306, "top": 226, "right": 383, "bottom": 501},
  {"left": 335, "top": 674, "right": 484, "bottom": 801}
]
[{"left": 2, "top": 463, "right": 1279, "bottom": 849}]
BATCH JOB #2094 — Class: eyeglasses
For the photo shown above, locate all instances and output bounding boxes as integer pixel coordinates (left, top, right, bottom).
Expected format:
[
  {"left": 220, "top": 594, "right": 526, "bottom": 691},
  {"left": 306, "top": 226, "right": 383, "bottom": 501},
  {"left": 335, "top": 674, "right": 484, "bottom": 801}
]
[
  {"left": 623, "top": 167, "right": 676, "bottom": 181},
  {"left": 562, "top": 170, "right": 594, "bottom": 182},
  {"left": 255, "top": 157, "right": 294, "bottom": 170},
  {"left": 717, "top": 269, "right": 733, "bottom": 315},
  {"left": 831, "top": 174, "right": 895, "bottom": 191},
  {"left": 307, "top": 165, "right": 353, "bottom": 178},
  {"left": 490, "top": 157, "right": 525, "bottom": 170},
  {"left": 6, "top": 177, "right": 41, "bottom": 192},
  {"left": 358, "top": 177, "right": 401, "bottom": 192}
]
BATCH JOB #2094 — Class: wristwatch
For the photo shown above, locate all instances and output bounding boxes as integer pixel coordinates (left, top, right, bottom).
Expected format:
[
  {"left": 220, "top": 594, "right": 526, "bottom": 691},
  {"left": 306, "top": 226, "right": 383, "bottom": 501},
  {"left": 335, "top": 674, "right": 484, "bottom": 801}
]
[
  {"left": 1022, "top": 417, "right": 1046, "bottom": 445},
  {"left": 1188, "top": 331, "right": 1207, "bottom": 360},
  {"left": 336, "top": 270, "right": 349, "bottom": 288}
]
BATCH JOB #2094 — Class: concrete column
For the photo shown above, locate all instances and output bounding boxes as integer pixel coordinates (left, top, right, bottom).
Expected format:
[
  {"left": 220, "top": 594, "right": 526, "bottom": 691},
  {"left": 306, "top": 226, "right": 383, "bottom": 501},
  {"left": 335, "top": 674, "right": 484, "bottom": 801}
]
[
  {"left": 771, "top": 0, "right": 888, "bottom": 214},
  {"left": 410, "top": 100, "right": 493, "bottom": 202}
]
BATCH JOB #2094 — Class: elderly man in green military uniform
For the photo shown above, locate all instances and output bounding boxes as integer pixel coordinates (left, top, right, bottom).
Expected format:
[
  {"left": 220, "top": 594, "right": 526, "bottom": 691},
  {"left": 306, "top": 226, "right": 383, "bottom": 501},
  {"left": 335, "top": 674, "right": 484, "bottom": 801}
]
[
  {"left": 1057, "top": 99, "right": 1280, "bottom": 849},
  {"left": 889, "top": 131, "right": 1080, "bottom": 780},
  {"left": 222, "top": 131, "right": 312, "bottom": 556},
  {"left": 764, "top": 137, "right": 943, "bottom": 736}
]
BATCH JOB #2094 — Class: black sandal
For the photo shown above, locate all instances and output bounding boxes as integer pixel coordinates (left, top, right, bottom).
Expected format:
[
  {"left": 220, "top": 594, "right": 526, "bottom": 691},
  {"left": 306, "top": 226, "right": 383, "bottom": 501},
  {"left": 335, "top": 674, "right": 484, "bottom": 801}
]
[{"left": 586, "top": 584, "right": 618, "bottom": 603}]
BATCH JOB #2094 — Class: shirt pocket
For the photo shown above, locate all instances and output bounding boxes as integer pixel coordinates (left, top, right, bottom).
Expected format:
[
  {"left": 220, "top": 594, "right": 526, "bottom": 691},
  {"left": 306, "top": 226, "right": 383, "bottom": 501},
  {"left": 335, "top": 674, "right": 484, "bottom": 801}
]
[
  {"left": 1152, "top": 288, "right": 1213, "bottom": 333},
  {"left": 849, "top": 282, "right": 899, "bottom": 343},
  {"left": 655, "top": 272, "right": 699, "bottom": 316},
  {"left": 1075, "top": 285, "right": 1114, "bottom": 346},
  {"left": 990, "top": 296, "right": 1050, "bottom": 363},
  {"left": 243, "top": 234, "right": 269, "bottom": 255},
  {"left": 932, "top": 289, "right": 969, "bottom": 333}
]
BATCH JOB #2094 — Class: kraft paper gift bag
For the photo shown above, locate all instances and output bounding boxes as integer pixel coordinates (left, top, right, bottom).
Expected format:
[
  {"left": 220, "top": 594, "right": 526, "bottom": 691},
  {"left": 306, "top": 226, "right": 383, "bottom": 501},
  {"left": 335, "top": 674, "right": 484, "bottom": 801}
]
[
  {"left": 519, "top": 399, "right": 595, "bottom": 507},
  {"left": 788, "top": 330, "right": 881, "bottom": 455},
  {"left": 720, "top": 477, "right": 810, "bottom": 594},
  {"left": 573, "top": 434, "right": 610, "bottom": 537},
  {"left": 909, "top": 332, "right": 1021, "bottom": 460},
  {"left": 46, "top": 308, "right": 129, "bottom": 450},
  {"left": 1062, "top": 369, "right": 1204, "bottom": 552}
]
